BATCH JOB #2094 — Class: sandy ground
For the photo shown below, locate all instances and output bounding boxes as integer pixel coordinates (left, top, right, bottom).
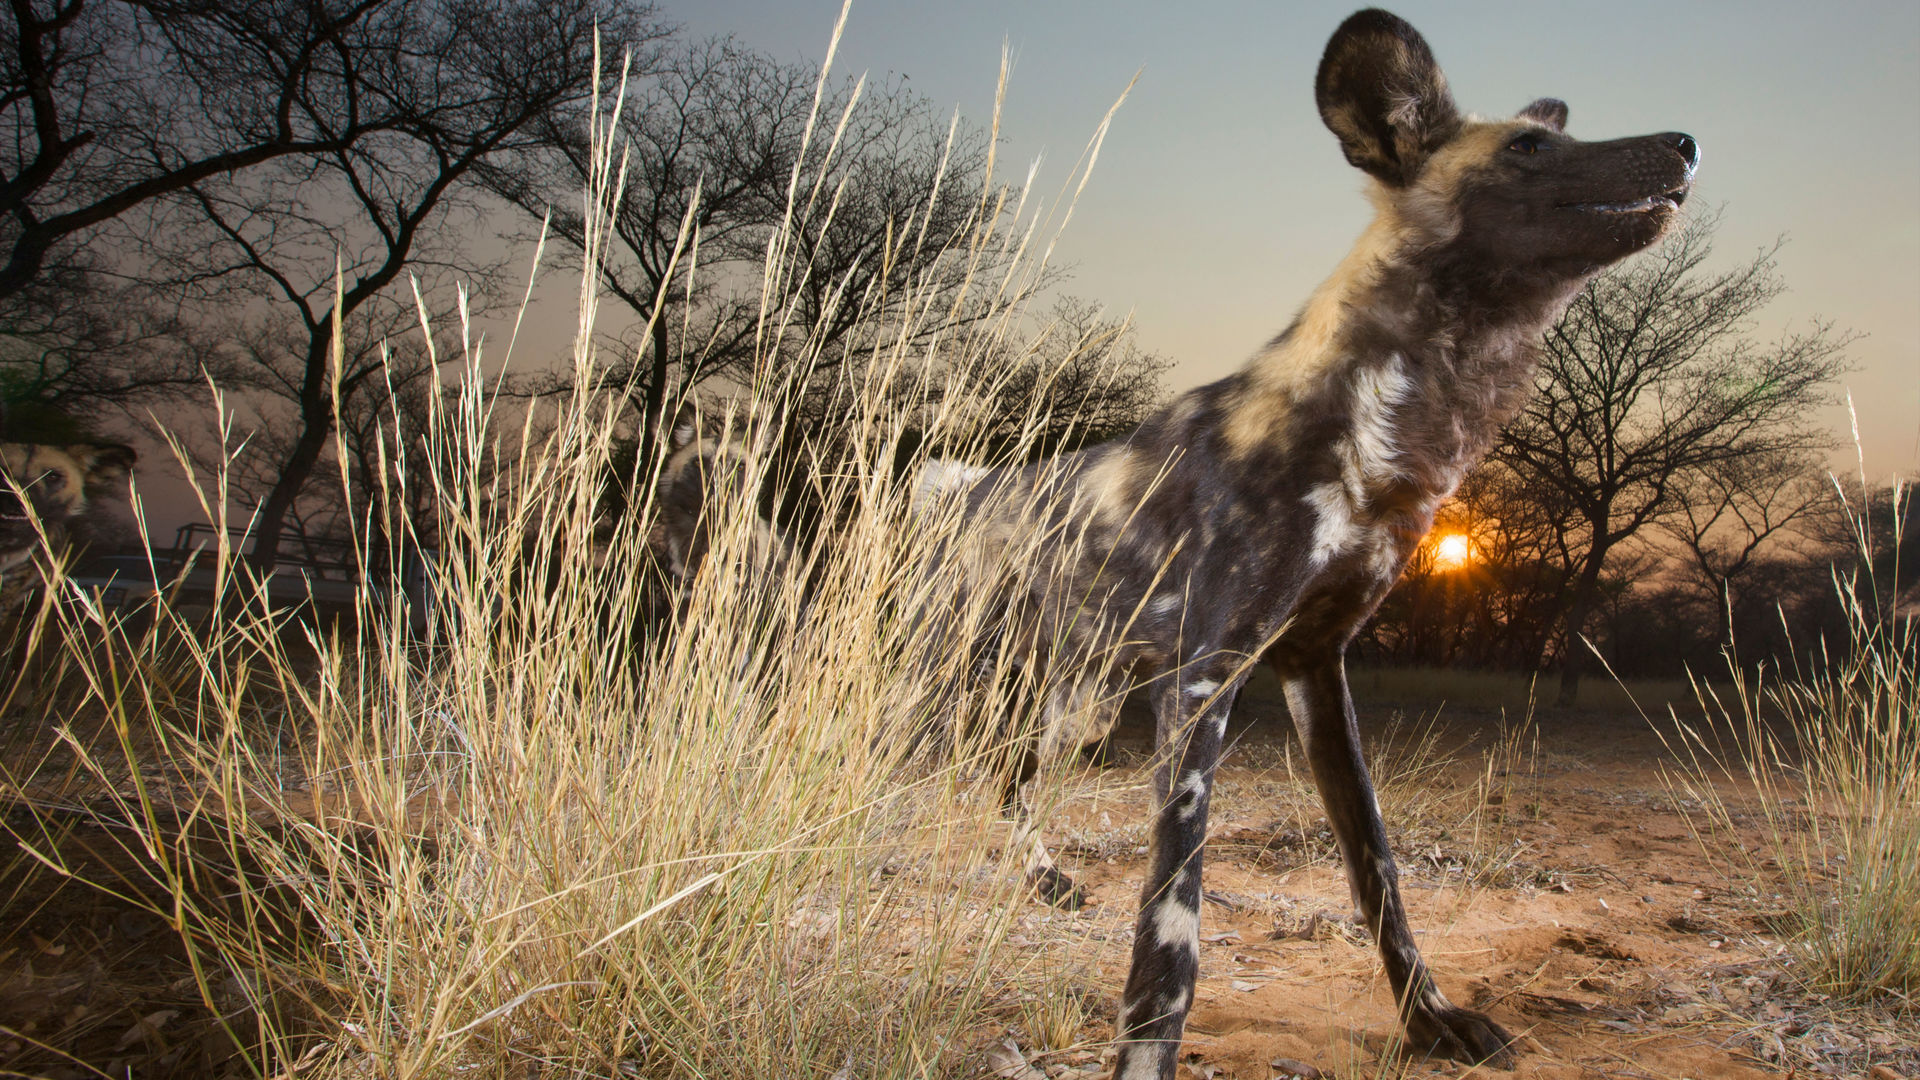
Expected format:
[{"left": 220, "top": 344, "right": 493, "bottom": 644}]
[{"left": 968, "top": 680, "right": 1918, "bottom": 1080}]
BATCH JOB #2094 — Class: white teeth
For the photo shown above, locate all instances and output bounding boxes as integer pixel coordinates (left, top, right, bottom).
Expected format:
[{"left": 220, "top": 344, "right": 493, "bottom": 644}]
[{"left": 1579, "top": 193, "right": 1674, "bottom": 214}]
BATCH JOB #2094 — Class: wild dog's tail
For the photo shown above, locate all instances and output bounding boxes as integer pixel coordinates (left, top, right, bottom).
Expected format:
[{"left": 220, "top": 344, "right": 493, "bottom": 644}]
[
  {"left": 912, "top": 458, "right": 991, "bottom": 512},
  {"left": 657, "top": 430, "right": 990, "bottom": 584}
]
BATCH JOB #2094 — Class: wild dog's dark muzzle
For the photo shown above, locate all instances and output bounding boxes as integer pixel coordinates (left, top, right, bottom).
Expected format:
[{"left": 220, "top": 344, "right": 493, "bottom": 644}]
[
  {"left": 0, "top": 489, "right": 35, "bottom": 568},
  {"left": 1557, "top": 131, "right": 1699, "bottom": 215}
]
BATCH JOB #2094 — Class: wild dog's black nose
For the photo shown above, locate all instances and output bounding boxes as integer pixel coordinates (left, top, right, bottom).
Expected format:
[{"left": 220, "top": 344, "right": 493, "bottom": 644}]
[{"left": 1664, "top": 133, "right": 1699, "bottom": 170}]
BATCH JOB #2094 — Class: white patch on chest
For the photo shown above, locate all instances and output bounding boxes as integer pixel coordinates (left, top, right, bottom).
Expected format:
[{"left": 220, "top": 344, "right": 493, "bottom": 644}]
[
  {"left": 1308, "top": 356, "right": 1411, "bottom": 569},
  {"left": 1347, "top": 360, "right": 1411, "bottom": 480},
  {"left": 1305, "top": 481, "right": 1357, "bottom": 566}
]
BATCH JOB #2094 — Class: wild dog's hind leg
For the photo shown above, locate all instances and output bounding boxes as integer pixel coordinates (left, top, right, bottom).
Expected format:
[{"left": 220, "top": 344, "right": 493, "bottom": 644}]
[
  {"left": 1276, "top": 651, "right": 1514, "bottom": 1066},
  {"left": 1112, "top": 667, "right": 1238, "bottom": 1080}
]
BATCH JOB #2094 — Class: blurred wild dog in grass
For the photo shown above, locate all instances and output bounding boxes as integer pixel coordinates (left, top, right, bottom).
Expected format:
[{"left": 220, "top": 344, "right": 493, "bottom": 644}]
[
  {"left": 0, "top": 414, "right": 136, "bottom": 611},
  {"left": 662, "top": 8, "right": 1697, "bottom": 1074},
  {"left": 655, "top": 412, "right": 791, "bottom": 585}
]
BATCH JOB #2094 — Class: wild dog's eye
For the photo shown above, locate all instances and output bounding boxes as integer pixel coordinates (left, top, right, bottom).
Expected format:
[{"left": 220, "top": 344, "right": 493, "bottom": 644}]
[{"left": 1508, "top": 134, "right": 1543, "bottom": 154}]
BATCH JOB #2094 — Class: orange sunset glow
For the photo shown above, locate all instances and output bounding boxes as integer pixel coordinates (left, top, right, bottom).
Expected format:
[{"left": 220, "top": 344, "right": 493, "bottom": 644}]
[{"left": 1432, "top": 532, "right": 1473, "bottom": 571}]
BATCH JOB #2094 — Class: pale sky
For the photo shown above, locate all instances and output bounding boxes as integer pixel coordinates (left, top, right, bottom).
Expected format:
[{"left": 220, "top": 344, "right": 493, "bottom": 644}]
[
  {"left": 653, "top": 0, "right": 1920, "bottom": 475},
  {"left": 124, "top": 2, "right": 1920, "bottom": 542}
]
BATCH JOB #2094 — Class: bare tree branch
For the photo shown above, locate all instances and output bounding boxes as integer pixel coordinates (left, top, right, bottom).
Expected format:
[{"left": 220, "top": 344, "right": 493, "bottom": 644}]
[
  {"left": 1489, "top": 209, "right": 1852, "bottom": 702},
  {"left": 480, "top": 38, "right": 1022, "bottom": 465}
]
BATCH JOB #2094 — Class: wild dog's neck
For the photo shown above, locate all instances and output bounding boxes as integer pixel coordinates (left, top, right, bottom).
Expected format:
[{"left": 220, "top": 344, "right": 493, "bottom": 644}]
[
  {"left": 1249, "top": 207, "right": 1584, "bottom": 437},
  {"left": 1212, "top": 205, "right": 1592, "bottom": 524},
  {"left": 1247, "top": 215, "right": 1408, "bottom": 395}
]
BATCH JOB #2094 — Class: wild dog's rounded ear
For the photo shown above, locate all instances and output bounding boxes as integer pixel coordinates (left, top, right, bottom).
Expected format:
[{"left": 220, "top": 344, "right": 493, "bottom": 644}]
[
  {"left": 1315, "top": 9, "right": 1462, "bottom": 187},
  {"left": 1517, "top": 97, "right": 1568, "bottom": 132}
]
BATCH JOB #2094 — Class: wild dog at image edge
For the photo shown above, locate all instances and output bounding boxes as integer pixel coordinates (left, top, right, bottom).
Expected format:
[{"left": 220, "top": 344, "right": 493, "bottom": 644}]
[
  {"left": 0, "top": 439, "right": 137, "bottom": 609},
  {"left": 661, "top": 8, "right": 1697, "bottom": 1075}
]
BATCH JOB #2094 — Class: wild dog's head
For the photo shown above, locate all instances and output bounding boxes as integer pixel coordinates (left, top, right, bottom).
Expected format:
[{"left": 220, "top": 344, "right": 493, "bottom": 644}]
[
  {"left": 0, "top": 440, "right": 137, "bottom": 579},
  {"left": 1317, "top": 9, "right": 1696, "bottom": 289},
  {"left": 656, "top": 413, "right": 787, "bottom": 581}
]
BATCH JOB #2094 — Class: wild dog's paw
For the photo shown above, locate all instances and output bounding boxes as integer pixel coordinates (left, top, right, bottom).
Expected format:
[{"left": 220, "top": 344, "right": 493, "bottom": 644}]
[
  {"left": 1405, "top": 1003, "right": 1515, "bottom": 1068},
  {"left": 1029, "top": 866, "right": 1088, "bottom": 910}
]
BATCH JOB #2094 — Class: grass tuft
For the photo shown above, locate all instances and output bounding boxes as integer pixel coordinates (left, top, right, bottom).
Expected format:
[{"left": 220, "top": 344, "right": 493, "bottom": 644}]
[
  {"left": 0, "top": 35, "right": 1149, "bottom": 1079},
  {"left": 1662, "top": 478, "right": 1919, "bottom": 1009}
]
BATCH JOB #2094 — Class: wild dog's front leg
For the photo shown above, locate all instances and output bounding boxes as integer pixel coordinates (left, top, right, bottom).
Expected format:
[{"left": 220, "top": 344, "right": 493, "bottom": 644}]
[
  {"left": 1279, "top": 654, "right": 1514, "bottom": 1066},
  {"left": 1001, "top": 753, "right": 1086, "bottom": 908},
  {"left": 1113, "top": 671, "right": 1238, "bottom": 1080},
  {"left": 1003, "top": 673, "right": 1127, "bottom": 908}
]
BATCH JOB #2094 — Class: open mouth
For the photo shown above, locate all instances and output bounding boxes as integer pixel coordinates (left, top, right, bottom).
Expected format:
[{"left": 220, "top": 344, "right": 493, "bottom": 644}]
[{"left": 1565, "top": 184, "right": 1690, "bottom": 215}]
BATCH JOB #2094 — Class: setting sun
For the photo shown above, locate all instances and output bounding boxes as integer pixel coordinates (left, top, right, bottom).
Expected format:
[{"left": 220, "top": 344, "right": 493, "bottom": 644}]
[{"left": 1432, "top": 532, "right": 1473, "bottom": 571}]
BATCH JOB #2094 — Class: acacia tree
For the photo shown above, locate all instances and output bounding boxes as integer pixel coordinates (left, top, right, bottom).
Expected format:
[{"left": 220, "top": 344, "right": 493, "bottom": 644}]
[
  {"left": 482, "top": 36, "right": 1003, "bottom": 466},
  {"left": 132, "top": 0, "right": 665, "bottom": 570},
  {"left": 1492, "top": 212, "right": 1850, "bottom": 704},
  {"left": 956, "top": 296, "right": 1169, "bottom": 458},
  {"left": 1662, "top": 448, "right": 1833, "bottom": 645},
  {"left": 0, "top": 0, "right": 387, "bottom": 306},
  {"left": 0, "top": 0, "right": 606, "bottom": 418},
  {"left": 0, "top": 267, "right": 206, "bottom": 427}
]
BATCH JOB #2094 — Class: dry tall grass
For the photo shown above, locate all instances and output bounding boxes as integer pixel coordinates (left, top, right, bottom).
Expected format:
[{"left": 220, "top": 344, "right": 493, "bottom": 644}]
[
  {"left": 0, "top": 31, "right": 1152, "bottom": 1079},
  {"left": 1662, "top": 477, "right": 1919, "bottom": 1008}
]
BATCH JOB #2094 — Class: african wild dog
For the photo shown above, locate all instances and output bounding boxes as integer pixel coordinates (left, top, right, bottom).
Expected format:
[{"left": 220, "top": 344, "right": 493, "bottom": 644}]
[
  {"left": 0, "top": 439, "right": 138, "bottom": 609},
  {"left": 661, "top": 8, "right": 1696, "bottom": 1073},
  {"left": 655, "top": 413, "right": 790, "bottom": 583},
  {"left": 923, "top": 10, "right": 1694, "bottom": 1074}
]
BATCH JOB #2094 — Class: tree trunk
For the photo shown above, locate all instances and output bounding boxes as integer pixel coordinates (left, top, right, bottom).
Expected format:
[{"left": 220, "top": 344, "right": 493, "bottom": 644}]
[
  {"left": 1555, "top": 536, "right": 1613, "bottom": 707},
  {"left": 247, "top": 340, "right": 335, "bottom": 574},
  {"left": 247, "top": 424, "right": 331, "bottom": 575},
  {"left": 635, "top": 312, "right": 672, "bottom": 471}
]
